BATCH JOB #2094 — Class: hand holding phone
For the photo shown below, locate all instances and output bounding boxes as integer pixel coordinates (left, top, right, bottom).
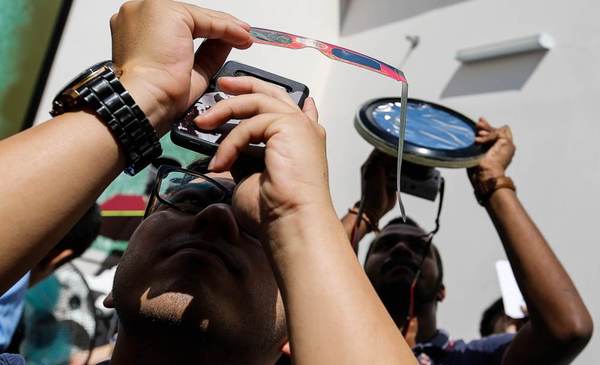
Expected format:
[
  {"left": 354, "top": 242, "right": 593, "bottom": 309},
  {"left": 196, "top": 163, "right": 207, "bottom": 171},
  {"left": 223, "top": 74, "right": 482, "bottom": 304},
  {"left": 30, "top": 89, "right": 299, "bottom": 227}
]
[{"left": 171, "top": 61, "right": 309, "bottom": 157}]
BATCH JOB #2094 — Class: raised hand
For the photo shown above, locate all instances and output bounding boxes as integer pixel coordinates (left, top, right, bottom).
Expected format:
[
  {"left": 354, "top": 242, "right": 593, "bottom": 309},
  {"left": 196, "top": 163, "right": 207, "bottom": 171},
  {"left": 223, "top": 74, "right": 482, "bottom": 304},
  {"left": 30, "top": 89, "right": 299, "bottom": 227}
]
[
  {"left": 359, "top": 149, "right": 397, "bottom": 224},
  {"left": 194, "top": 76, "right": 331, "bottom": 243},
  {"left": 468, "top": 117, "right": 516, "bottom": 184},
  {"left": 110, "top": 0, "right": 253, "bottom": 133}
]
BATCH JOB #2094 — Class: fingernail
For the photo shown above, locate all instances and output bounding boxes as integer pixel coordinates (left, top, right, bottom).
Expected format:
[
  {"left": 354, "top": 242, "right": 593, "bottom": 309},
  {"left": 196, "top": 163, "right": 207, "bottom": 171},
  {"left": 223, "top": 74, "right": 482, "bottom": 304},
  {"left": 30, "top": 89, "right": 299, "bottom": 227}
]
[
  {"left": 192, "top": 117, "right": 205, "bottom": 130},
  {"left": 208, "top": 156, "right": 216, "bottom": 171},
  {"left": 216, "top": 76, "right": 233, "bottom": 86},
  {"left": 233, "top": 18, "right": 251, "bottom": 28},
  {"left": 195, "top": 108, "right": 212, "bottom": 122}
]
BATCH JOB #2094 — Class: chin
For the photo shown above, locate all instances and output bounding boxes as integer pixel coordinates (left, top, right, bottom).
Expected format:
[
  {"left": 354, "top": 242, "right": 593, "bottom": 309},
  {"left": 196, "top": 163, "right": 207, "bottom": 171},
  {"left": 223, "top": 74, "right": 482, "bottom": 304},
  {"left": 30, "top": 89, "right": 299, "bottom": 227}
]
[
  {"left": 139, "top": 291, "right": 195, "bottom": 325},
  {"left": 114, "top": 276, "right": 216, "bottom": 331},
  {"left": 119, "top": 290, "right": 223, "bottom": 338},
  {"left": 380, "top": 271, "right": 415, "bottom": 289}
]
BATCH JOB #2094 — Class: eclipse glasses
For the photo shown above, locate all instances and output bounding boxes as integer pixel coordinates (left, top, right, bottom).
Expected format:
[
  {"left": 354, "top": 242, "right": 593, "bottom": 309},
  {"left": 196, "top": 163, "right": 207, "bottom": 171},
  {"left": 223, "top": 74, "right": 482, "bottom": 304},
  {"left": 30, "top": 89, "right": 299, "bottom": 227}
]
[{"left": 249, "top": 27, "right": 409, "bottom": 220}]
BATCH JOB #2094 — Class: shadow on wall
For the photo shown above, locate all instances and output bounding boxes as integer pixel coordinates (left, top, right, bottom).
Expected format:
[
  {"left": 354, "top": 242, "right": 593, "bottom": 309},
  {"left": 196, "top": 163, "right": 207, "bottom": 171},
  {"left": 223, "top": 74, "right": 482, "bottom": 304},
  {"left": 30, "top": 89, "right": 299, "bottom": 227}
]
[
  {"left": 340, "top": 0, "right": 474, "bottom": 36},
  {"left": 441, "top": 51, "right": 548, "bottom": 98}
]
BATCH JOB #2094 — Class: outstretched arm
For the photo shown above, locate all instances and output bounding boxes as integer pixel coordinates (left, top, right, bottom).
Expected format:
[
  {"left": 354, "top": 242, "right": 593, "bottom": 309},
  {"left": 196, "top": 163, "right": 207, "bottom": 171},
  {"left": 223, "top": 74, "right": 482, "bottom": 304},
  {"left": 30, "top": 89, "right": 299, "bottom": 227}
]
[
  {"left": 469, "top": 118, "right": 593, "bottom": 364},
  {"left": 203, "top": 77, "right": 417, "bottom": 365},
  {"left": 0, "top": 0, "right": 253, "bottom": 294}
]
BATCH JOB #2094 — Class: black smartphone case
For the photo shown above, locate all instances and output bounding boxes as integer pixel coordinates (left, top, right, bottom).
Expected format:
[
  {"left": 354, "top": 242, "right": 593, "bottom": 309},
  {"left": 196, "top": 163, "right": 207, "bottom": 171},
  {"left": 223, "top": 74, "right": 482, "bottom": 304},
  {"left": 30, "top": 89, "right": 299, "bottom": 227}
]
[{"left": 171, "top": 61, "right": 310, "bottom": 157}]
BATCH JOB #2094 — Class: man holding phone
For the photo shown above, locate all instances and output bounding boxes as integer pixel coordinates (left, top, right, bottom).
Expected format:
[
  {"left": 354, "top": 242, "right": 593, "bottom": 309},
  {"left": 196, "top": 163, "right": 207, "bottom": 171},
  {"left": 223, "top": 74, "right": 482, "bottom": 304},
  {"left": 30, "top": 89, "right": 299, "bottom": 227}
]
[
  {"left": 171, "top": 61, "right": 310, "bottom": 156},
  {"left": 0, "top": 1, "right": 416, "bottom": 364}
]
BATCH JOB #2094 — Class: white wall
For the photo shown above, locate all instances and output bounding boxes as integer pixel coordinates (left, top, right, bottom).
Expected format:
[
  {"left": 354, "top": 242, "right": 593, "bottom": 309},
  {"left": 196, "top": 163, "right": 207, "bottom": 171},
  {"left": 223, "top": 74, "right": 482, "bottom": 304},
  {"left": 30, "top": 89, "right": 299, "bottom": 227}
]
[
  {"left": 324, "top": 0, "right": 600, "bottom": 363},
  {"left": 35, "top": 0, "right": 599, "bottom": 362},
  {"left": 34, "top": 0, "right": 339, "bottom": 123}
]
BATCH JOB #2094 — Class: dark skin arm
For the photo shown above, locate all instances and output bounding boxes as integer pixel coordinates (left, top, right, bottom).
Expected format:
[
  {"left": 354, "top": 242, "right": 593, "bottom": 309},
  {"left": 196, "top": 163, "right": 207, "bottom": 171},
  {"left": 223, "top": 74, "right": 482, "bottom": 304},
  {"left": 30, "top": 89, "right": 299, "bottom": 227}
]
[
  {"left": 469, "top": 118, "right": 593, "bottom": 364},
  {"left": 347, "top": 118, "right": 593, "bottom": 363},
  {"left": 341, "top": 149, "right": 397, "bottom": 247}
]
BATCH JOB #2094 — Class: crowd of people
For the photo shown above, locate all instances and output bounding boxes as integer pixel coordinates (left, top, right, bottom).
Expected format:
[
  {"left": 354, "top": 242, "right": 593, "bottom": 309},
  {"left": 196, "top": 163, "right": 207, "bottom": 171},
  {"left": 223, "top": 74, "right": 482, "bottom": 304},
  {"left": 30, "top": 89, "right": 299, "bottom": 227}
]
[{"left": 0, "top": 1, "right": 593, "bottom": 364}]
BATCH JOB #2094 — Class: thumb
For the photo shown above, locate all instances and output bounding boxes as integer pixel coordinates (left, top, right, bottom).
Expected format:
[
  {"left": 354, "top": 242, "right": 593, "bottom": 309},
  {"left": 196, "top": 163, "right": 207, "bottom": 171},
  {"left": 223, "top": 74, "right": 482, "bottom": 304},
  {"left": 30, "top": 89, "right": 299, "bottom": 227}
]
[
  {"left": 403, "top": 317, "right": 419, "bottom": 348},
  {"left": 189, "top": 39, "right": 233, "bottom": 105},
  {"left": 302, "top": 97, "right": 318, "bottom": 121}
]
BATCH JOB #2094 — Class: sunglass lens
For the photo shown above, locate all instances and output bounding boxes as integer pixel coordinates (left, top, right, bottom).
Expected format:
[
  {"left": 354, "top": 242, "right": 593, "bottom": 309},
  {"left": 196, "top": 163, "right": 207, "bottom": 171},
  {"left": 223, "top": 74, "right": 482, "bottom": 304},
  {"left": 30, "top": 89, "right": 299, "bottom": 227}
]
[
  {"left": 331, "top": 48, "right": 381, "bottom": 71},
  {"left": 250, "top": 28, "right": 292, "bottom": 44}
]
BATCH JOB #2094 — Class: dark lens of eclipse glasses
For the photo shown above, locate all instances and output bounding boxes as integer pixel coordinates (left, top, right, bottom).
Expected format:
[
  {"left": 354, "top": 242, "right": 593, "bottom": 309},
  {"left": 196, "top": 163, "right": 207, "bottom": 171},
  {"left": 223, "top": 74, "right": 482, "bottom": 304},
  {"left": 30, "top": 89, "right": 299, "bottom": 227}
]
[
  {"left": 251, "top": 28, "right": 292, "bottom": 44},
  {"left": 331, "top": 48, "right": 382, "bottom": 71}
]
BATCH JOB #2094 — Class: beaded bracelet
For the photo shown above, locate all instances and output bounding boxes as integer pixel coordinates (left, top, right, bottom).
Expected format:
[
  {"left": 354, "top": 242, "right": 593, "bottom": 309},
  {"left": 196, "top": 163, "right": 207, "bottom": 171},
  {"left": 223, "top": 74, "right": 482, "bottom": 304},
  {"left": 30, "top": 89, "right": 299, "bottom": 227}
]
[{"left": 348, "top": 207, "right": 380, "bottom": 233}]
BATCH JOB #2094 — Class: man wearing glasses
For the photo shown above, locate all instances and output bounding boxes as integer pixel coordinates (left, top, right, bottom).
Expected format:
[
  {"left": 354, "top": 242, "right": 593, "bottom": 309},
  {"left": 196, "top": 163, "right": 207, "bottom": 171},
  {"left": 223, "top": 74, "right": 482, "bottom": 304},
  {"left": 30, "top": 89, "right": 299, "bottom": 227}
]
[
  {"left": 343, "top": 121, "right": 593, "bottom": 364},
  {"left": 0, "top": 1, "right": 417, "bottom": 364}
]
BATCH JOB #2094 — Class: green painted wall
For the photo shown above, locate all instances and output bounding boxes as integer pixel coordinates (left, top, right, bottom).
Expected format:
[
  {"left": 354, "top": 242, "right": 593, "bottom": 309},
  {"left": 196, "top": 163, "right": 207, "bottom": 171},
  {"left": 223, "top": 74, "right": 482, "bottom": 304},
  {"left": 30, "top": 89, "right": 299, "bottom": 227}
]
[{"left": 0, "top": 0, "right": 63, "bottom": 138}]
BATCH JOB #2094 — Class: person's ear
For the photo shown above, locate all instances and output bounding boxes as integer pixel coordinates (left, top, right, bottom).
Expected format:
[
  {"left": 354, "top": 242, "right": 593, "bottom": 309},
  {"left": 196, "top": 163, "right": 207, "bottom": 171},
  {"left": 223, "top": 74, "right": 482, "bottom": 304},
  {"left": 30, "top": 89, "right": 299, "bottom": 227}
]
[
  {"left": 280, "top": 340, "right": 291, "bottom": 356},
  {"left": 103, "top": 292, "right": 115, "bottom": 308},
  {"left": 29, "top": 249, "right": 75, "bottom": 287},
  {"left": 48, "top": 249, "right": 75, "bottom": 270},
  {"left": 436, "top": 284, "right": 446, "bottom": 302}
]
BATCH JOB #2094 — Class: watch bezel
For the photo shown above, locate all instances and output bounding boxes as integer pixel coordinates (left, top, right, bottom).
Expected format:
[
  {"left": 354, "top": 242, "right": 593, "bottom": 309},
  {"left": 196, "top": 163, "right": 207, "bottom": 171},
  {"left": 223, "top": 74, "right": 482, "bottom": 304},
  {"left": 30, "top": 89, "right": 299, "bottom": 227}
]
[{"left": 50, "top": 60, "right": 115, "bottom": 116}]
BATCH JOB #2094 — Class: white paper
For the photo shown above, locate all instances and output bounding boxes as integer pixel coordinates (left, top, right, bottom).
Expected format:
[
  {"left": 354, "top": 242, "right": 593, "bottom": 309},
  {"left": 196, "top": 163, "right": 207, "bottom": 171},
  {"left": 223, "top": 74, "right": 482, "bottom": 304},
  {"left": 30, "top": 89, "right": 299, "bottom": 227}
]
[{"left": 495, "top": 260, "right": 527, "bottom": 319}]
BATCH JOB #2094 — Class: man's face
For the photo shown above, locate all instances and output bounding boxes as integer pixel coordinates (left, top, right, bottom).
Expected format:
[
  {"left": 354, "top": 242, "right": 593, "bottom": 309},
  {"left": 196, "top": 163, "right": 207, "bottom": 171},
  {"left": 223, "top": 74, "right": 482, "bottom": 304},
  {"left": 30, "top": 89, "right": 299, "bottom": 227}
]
[
  {"left": 111, "top": 173, "right": 286, "bottom": 356},
  {"left": 364, "top": 224, "right": 442, "bottom": 314}
]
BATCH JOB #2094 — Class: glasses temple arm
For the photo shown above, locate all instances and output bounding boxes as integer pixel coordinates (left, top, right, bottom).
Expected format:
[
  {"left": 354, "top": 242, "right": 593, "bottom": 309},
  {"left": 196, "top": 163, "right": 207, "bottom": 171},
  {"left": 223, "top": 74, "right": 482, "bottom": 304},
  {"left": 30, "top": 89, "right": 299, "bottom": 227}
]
[{"left": 396, "top": 82, "right": 409, "bottom": 222}]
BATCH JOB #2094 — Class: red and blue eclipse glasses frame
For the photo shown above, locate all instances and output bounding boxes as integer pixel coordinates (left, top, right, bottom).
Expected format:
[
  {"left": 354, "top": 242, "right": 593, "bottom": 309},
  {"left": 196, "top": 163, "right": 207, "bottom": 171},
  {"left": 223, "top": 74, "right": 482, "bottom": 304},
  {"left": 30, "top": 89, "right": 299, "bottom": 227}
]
[
  {"left": 249, "top": 27, "right": 409, "bottom": 220},
  {"left": 250, "top": 27, "right": 407, "bottom": 83}
]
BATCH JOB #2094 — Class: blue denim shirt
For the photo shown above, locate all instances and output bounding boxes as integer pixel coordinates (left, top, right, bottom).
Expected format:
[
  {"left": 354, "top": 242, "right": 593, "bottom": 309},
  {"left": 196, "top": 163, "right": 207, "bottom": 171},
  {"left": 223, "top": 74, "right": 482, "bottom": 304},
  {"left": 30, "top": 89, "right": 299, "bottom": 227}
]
[
  {"left": 0, "top": 273, "right": 30, "bottom": 351},
  {"left": 0, "top": 354, "right": 25, "bottom": 365}
]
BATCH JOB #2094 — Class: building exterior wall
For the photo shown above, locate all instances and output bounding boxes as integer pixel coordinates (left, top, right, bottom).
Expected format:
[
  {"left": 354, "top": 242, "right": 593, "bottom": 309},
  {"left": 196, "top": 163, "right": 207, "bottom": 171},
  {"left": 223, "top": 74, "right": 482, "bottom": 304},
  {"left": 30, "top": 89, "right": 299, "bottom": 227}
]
[{"left": 323, "top": 1, "right": 600, "bottom": 363}]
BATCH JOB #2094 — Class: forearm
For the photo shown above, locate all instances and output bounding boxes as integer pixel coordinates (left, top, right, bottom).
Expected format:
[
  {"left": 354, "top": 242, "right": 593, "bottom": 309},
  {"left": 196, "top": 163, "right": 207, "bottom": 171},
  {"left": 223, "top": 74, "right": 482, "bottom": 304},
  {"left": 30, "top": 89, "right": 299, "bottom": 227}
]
[
  {"left": 267, "top": 209, "right": 415, "bottom": 365},
  {"left": 0, "top": 111, "right": 123, "bottom": 293},
  {"left": 341, "top": 213, "right": 370, "bottom": 243},
  {"left": 0, "top": 76, "right": 160, "bottom": 294},
  {"left": 485, "top": 189, "right": 592, "bottom": 348}
]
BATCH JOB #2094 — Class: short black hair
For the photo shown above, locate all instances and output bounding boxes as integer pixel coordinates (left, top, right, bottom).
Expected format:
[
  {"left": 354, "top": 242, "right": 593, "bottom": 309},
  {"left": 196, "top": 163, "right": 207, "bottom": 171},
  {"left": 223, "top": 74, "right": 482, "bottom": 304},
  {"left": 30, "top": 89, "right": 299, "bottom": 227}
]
[
  {"left": 383, "top": 216, "right": 421, "bottom": 229},
  {"left": 367, "top": 216, "right": 444, "bottom": 288},
  {"left": 49, "top": 204, "right": 101, "bottom": 259},
  {"left": 480, "top": 298, "right": 505, "bottom": 337}
]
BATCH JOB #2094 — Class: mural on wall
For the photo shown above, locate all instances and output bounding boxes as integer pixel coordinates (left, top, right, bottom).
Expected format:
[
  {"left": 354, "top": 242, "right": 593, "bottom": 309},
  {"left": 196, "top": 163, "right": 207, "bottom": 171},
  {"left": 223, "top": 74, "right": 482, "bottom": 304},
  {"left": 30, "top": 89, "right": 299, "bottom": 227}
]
[{"left": 0, "top": 0, "right": 70, "bottom": 139}]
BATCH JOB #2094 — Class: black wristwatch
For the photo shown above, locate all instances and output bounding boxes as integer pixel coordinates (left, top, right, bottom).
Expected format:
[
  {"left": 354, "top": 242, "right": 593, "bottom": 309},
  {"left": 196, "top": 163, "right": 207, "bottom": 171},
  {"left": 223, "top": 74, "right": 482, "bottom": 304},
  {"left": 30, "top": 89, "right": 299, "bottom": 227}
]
[{"left": 50, "top": 60, "right": 162, "bottom": 175}]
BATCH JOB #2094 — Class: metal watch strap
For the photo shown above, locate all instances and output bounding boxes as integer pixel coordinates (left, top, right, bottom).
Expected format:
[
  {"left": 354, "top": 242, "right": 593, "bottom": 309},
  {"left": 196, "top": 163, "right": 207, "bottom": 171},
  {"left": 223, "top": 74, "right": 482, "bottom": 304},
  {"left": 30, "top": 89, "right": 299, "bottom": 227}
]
[
  {"left": 79, "top": 69, "right": 161, "bottom": 175},
  {"left": 474, "top": 176, "right": 516, "bottom": 205}
]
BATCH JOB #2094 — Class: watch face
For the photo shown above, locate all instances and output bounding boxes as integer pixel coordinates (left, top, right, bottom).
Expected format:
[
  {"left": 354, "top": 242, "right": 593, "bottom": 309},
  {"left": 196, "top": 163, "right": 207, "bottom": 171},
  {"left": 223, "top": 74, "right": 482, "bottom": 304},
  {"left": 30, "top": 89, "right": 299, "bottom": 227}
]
[
  {"left": 355, "top": 98, "right": 488, "bottom": 168},
  {"left": 51, "top": 60, "right": 113, "bottom": 115}
]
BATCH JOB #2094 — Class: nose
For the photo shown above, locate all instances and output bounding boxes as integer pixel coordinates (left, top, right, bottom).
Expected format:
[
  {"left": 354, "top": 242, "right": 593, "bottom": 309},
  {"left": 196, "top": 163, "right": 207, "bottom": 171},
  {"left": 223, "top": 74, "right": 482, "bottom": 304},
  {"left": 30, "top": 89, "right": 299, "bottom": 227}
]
[
  {"left": 389, "top": 242, "right": 415, "bottom": 262},
  {"left": 191, "top": 203, "right": 241, "bottom": 244}
]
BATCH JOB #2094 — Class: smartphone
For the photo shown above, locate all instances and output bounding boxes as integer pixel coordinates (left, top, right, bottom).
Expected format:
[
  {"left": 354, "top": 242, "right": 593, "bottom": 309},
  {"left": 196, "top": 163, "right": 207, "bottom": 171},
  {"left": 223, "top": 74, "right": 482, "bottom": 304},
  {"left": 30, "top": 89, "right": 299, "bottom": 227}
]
[{"left": 171, "top": 61, "right": 310, "bottom": 157}]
